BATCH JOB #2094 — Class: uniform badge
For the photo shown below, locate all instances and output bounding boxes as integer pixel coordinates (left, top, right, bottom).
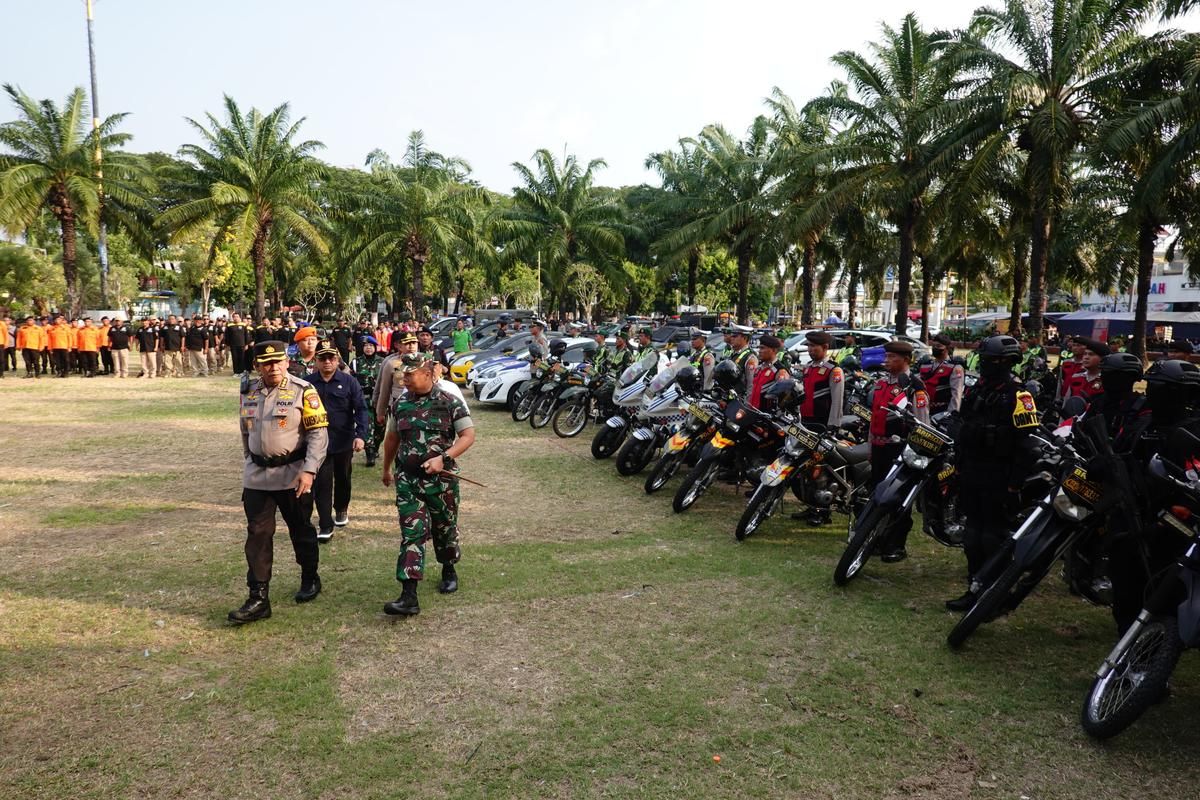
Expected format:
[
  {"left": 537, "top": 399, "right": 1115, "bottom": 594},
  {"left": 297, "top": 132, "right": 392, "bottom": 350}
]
[
  {"left": 278, "top": 418, "right": 287, "bottom": 429},
  {"left": 831, "top": 368, "right": 843, "bottom": 384},
  {"left": 307, "top": 394, "right": 320, "bottom": 410},
  {"left": 818, "top": 367, "right": 827, "bottom": 375}
]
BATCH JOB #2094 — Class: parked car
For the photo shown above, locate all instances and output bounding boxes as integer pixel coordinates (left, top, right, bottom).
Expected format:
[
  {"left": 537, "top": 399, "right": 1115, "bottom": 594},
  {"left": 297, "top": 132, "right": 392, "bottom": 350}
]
[
  {"left": 784, "top": 328, "right": 931, "bottom": 367},
  {"left": 472, "top": 337, "right": 594, "bottom": 407}
]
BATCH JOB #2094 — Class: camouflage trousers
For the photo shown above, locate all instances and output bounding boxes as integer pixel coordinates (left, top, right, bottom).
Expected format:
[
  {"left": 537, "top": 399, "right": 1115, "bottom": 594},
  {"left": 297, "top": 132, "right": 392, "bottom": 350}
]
[
  {"left": 364, "top": 417, "right": 387, "bottom": 459},
  {"left": 394, "top": 477, "right": 461, "bottom": 581}
]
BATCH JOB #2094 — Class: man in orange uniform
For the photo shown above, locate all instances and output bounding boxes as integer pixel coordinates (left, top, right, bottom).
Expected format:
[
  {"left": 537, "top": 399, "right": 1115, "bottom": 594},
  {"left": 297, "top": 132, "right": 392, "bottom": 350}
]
[
  {"left": 47, "top": 315, "right": 73, "bottom": 378},
  {"left": 16, "top": 316, "right": 47, "bottom": 378},
  {"left": 98, "top": 317, "right": 113, "bottom": 376},
  {"left": 0, "top": 315, "right": 7, "bottom": 378},
  {"left": 76, "top": 318, "right": 102, "bottom": 377}
]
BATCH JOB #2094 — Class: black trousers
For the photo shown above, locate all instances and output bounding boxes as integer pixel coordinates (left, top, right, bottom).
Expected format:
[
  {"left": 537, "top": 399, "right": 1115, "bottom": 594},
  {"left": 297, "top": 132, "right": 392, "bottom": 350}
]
[
  {"left": 242, "top": 487, "right": 319, "bottom": 587},
  {"left": 315, "top": 450, "right": 354, "bottom": 529},
  {"left": 81, "top": 351, "right": 98, "bottom": 376},
  {"left": 52, "top": 349, "right": 69, "bottom": 376},
  {"left": 5, "top": 345, "right": 14, "bottom": 370},
  {"left": 869, "top": 442, "right": 913, "bottom": 552},
  {"left": 100, "top": 347, "right": 113, "bottom": 373},
  {"left": 230, "top": 344, "right": 247, "bottom": 374},
  {"left": 23, "top": 348, "right": 41, "bottom": 375},
  {"left": 0, "top": 346, "right": 5, "bottom": 375}
]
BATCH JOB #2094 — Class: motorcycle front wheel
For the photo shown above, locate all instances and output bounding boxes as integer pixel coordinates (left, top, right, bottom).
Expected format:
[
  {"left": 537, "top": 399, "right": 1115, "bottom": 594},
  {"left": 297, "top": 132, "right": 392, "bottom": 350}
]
[
  {"left": 833, "top": 503, "right": 896, "bottom": 586},
  {"left": 673, "top": 457, "right": 719, "bottom": 513},
  {"left": 616, "top": 435, "right": 655, "bottom": 476},
  {"left": 644, "top": 450, "right": 683, "bottom": 494},
  {"left": 1081, "top": 617, "right": 1182, "bottom": 740},
  {"left": 529, "top": 393, "right": 555, "bottom": 429},
  {"left": 590, "top": 424, "right": 625, "bottom": 460},
  {"left": 735, "top": 483, "right": 785, "bottom": 541},
  {"left": 552, "top": 398, "right": 589, "bottom": 438},
  {"left": 946, "top": 558, "right": 1023, "bottom": 649},
  {"left": 511, "top": 390, "right": 537, "bottom": 422}
]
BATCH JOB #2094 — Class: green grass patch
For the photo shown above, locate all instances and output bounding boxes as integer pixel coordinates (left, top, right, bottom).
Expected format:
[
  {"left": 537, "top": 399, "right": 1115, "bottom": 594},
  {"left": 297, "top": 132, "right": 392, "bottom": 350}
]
[{"left": 41, "top": 502, "right": 179, "bottom": 527}]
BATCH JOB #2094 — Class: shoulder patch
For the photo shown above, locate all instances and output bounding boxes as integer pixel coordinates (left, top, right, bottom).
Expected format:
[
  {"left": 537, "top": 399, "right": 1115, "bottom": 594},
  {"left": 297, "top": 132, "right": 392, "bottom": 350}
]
[
  {"left": 831, "top": 367, "right": 843, "bottom": 384},
  {"left": 1013, "top": 390, "right": 1039, "bottom": 428}
]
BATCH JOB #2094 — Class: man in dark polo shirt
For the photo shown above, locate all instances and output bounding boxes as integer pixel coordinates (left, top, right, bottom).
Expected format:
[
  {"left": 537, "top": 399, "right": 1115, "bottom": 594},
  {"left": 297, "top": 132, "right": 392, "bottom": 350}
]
[
  {"left": 160, "top": 315, "right": 185, "bottom": 377},
  {"left": 185, "top": 316, "right": 209, "bottom": 377},
  {"left": 226, "top": 312, "right": 249, "bottom": 374},
  {"left": 135, "top": 319, "right": 159, "bottom": 378},
  {"left": 331, "top": 318, "right": 355, "bottom": 363},
  {"left": 107, "top": 318, "right": 131, "bottom": 378},
  {"left": 305, "top": 339, "right": 368, "bottom": 541}
]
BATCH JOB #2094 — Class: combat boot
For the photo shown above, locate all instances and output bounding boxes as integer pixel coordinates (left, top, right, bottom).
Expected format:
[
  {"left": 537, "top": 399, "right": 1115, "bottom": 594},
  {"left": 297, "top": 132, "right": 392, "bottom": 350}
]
[
  {"left": 945, "top": 580, "right": 982, "bottom": 613},
  {"left": 228, "top": 584, "right": 271, "bottom": 624},
  {"left": 384, "top": 579, "right": 420, "bottom": 616},
  {"left": 438, "top": 564, "right": 458, "bottom": 594},
  {"left": 294, "top": 573, "right": 322, "bottom": 603}
]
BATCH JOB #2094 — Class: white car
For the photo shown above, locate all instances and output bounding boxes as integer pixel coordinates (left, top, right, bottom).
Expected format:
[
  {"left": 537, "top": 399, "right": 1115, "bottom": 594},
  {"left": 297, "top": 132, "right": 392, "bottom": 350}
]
[
  {"left": 784, "top": 329, "right": 931, "bottom": 366},
  {"left": 471, "top": 337, "right": 593, "bottom": 407}
]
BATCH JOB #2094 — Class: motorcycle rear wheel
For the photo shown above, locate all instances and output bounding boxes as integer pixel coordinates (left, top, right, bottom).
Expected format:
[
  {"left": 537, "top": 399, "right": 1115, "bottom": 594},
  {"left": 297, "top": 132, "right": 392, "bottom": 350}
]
[
  {"left": 644, "top": 450, "right": 683, "bottom": 494},
  {"left": 552, "top": 398, "right": 589, "bottom": 438},
  {"left": 735, "top": 483, "right": 785, "bottom": 541},
  {"left": 673, "top": 458, "right": 718, "bottom": 513},
  {"left": 511, "top": 390, "right": 536, "bottom": 422},
  {"left": 530, "top": 394, "right": 555, "bottom": 429},
  {"left": 833, "top": 504, "right": 894, "bottom": 586},
  {"left": 590, "top": 424, "right": 624, "bottom": 460},
  {"left": 616, "top": 435, "right": 654, "bottom": 476},
  {"left": 1081, "top": 617, "right": 1182, "bottom": 740}
]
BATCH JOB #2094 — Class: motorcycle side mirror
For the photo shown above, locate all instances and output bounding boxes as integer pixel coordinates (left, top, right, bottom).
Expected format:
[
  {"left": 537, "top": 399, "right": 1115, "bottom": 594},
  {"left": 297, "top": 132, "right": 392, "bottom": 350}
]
[
  {"left": 1062, "top": 396, "right": 1087, "bottom": 419},
  {"left": 1025, "top": 380, "right": 1042, "bottom": 396}
]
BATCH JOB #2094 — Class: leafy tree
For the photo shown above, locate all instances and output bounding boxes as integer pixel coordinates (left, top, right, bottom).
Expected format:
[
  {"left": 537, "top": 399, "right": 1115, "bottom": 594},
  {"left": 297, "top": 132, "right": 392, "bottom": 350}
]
[
  {"left": 159, "top": 96, "right": 330, "bottom": 321},
  {"left": 0, "top": 85, "right": 154, "bottom": 316},
  {"left": 0, "top": 242, "right": 64, "bottom": 316}
]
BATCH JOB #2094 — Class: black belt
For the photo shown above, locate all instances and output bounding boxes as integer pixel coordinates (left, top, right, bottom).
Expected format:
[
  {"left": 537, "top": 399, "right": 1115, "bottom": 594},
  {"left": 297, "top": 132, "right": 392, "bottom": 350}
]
[{"left": 249, "top": 447, "right": 307, "bottom": 468}]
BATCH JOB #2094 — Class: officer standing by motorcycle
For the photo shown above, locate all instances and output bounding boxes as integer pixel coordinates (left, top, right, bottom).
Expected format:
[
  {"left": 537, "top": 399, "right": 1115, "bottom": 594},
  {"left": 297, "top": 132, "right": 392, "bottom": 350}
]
[
  {"left": 799, "top": 331, "right": 845, "bottom": 428},
  {"left": 918, "top": 334, "right": 965, "bottom": 414},
  {"left": 1062, "top": 338, "right": 1107, "bottom": 404},
  {"left": 748, "top": 335, "right": 790, "bottom": 409},
  {"left": 1057, "top": 336, "right": 1087, "bottom": 401},
  {"left": 868, "top": 341, "right": 930, "bottom": 562},
  {"left": 583, "top": 330, "right": 610, "bottom": 376},
  {"left": 726, "top": 326, "right": 758, "bottom": 394},
  {"left": 611, "top": 330, "right": 636, "bottom": 376},
  {"left": 946, "top": 336, "right": 1041, "bottom": 610},
  {"left": 689, "top": 328, "right": 716, "bottom": 390}
]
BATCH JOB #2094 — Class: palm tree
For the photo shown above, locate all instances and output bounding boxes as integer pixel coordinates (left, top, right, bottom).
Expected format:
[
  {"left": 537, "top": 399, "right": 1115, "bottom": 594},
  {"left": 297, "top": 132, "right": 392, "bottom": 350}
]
[
  {"left": 158, "top": 96, "right": 329, "bottom": 321},
  {"left": 951, "top": 0, "right": 1168, "bottom": 336},
  {"left": 660, "top": 119, "right": 777, "bottom": 324},
  {"left": 340, "top": 133, "right": 484, "bottom": 320},
  {"left": 502, "top": 149, "right": 631, "bottom": 320},
  {"left": 0, "top": 85, "right": 153, "bottom": 316},
  {"left": 645, "top": 146, "right": 709, "bottom": 305},
  {"left": 800, "top": 14, "right": 971, "bottom": 336}
]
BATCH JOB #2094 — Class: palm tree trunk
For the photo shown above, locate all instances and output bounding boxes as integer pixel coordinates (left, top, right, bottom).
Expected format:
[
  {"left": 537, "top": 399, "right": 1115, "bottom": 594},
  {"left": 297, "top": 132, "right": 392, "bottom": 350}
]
[
  {"left": 55, "top": 198, "right": 81, "bottom": 318},
  {"left": 919, "top": 258, "right": 934, "bottom": 341},
  {"left": 1132, "top": 219, "right": 1158, "bottom": 359},
  {"left": 847, "top": 263, "right": 859, "bottom": 328},
  {"left": 251, "top": 219, "right": 271, "bottom": 322},
  {"left": 895, "top": 203, "right": 917, "bottom": 335},
  {"left": 1008, "top": 243, "right": 1028, "bottom": 336},
  {"left": 735, "top": 247, "right": 751, "bottom": 325},
  {"left": 410, "top": 256, "right": 425, "bottom": 319},
  {"left": 454, "top": 276, "right": 465, "bottom": 315},
  {"left": 1028, "top": 206, "right": 1050, "bottom": 337},
  {"left": 687, "top": 249, "right": 699, "bottom": 305},
  {"left": 801, "top": 240, "right": 816, "bottom": 328}
]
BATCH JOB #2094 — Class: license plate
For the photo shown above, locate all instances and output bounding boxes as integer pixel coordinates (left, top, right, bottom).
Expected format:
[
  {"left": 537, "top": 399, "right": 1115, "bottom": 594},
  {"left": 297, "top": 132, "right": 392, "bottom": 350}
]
[
  {"left": 907, "top": 425, "right": 946, "bottom": 456},
  {"left": 785, "top": 425, "right": 820, "bottom": 451},
  {"left": 485, "top": 377, "right": 501, "bottom": 393},
  {"left": 851, "top": 403, "right": 871, "bottom": 421},
  {"left": 1063, "top": 467, "right": 1102, "bottom": 505},
  {"left": 689, "top": 405, "right": 712, "bottom": 423}
]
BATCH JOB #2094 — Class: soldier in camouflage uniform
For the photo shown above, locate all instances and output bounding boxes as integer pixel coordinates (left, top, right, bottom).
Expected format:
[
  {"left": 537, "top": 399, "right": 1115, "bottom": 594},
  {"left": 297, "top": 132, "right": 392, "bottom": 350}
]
[
  {"left": 352, "top": 336, "right": 386, "bottom": 466},
  {"left": 380, "top": 353, "right": 477, "bottom": 616},
  {"left": 610, "top": 330, "right": 636, "bottom": 376}
]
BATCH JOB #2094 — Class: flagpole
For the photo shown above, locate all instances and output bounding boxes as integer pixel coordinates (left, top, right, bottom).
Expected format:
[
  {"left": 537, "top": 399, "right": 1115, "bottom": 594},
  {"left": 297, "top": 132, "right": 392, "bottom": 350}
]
[{"left": 86, "top": 0, "right": 110, "bottom": 307}]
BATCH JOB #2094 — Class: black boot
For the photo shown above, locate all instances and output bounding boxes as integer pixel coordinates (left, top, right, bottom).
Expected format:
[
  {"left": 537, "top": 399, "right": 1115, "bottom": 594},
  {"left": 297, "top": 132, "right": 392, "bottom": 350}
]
[
  {"left": 365, "top": 452, "right": 376, "bottom": 467},
  {"left": 438, "top": 564, "right": 458, "bottom": 594},
  {"left": 945, "top": 581, "right": 981, "bottom": 612},
  {"left": 384, "top": 579, "right": 420, "bottom": 616},
  {"left": 228, "top": 584, "right": 271, "bottom": 624},
  {"left": 294, "top": 574, "right": 322, "bottom": 603}
]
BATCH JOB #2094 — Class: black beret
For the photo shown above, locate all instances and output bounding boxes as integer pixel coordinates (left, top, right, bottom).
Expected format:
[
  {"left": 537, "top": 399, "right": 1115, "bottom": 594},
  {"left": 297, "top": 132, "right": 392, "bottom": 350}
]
[
  {"left": 805, "top": 331, "right": 832, "bottom": 346},
  {"left": 759, "top": 335, "right": 783, "bottom": 349},
  {"left": 932, "top": 334, "right": 953, "bottom": 347},
  {"left": 1078, "top": 337, "right": 1111, "bottom": 357},
  {"left": 883, "top": 340, "right": 914, "bottom": 357},
  {"left": 1168, "top": 340, "right": 1193, "bottom": 353}
]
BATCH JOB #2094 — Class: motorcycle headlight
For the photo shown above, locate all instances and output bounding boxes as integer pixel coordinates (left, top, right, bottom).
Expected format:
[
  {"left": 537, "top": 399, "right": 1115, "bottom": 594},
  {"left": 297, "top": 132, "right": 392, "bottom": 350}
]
[
  {"left": 784, "top": 436, "right": 804, "bottom": 456},
  {"left": 901, "top": 446, "right": 931, "bottom": 470},
  {"left": 1052, "top": 488, "right": 1088, "bottom": 520}
]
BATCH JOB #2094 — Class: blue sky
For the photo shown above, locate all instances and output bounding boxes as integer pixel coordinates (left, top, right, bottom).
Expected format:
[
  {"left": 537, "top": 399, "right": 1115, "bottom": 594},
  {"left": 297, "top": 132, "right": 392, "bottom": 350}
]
[{"left": 2, "top": 1, "right": 1196, "bottom": 192}]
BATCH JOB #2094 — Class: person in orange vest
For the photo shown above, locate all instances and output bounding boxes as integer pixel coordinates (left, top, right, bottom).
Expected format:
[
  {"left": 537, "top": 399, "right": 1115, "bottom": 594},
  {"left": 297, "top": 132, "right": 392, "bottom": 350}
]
[
  {"left": 0, "top": 315, "right": 8, "bottom": 378},
  {"left": 76, "top": 318, "right": 102, "bottom": 377},
  {"left": 47, "top": 316, "right": 73, "bottom": 378},
  {"left": 16, "top": 315, "right": 47, "bottom": 377},
  {"left": 98, "top": 317, "right": 113, "bottom": 375}
]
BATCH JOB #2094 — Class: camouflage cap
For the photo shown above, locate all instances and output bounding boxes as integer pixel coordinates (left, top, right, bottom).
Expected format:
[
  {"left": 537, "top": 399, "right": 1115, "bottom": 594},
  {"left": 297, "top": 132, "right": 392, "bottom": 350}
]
[{"left": 400, "top": 352, "right": 435, "bottom": 372}]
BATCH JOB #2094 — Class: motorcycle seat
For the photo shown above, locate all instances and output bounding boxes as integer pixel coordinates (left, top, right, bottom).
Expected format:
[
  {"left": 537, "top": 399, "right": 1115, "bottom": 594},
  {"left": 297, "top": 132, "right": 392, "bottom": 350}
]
[{"left": 835, "top": 441, "right": 871, "bottom": 464}]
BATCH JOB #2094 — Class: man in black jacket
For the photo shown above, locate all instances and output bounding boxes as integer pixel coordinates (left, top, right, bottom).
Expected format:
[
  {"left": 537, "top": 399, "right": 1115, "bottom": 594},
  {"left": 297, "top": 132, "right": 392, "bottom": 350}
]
[{"left": 305, "top": 339, "right": 368, "bottom": 542}]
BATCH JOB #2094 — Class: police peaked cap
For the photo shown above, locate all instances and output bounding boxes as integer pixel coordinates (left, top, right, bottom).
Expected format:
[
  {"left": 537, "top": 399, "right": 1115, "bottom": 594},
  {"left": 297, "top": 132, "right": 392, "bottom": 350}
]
[
  {"left": 254, "top": 340, "right": 288, "bottom": 363},
  {"left": 315, "top": 339, "right": 339, "bottom": 357}
]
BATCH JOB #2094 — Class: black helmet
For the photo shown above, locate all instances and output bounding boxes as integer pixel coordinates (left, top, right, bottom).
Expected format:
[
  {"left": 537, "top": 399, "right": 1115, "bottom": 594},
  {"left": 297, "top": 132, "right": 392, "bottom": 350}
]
[
  {"left": 839, "top": 355, "right": 860, "bottom": 373},
  {"left": 498, "top": 313, "right": 513, "bottom": 323},
  {"left": 713, "top": 359, "right": 741, "bottom": 390},
  {"left": 760, "top": 379, "right": 799, "bottom": 412},
  {"left": 976, "top": 335, "right": 1021, "bottom": 360},
  {"left": 528, "top": 343, "right": 545, "bottom": 359},
  {"left": 673, "top": 341, "right": 692, "bottom": 357},
  {"left": 676, "top": 365, "right": 703, "bottom": 394},
  {"left": 580, "top": 341, "right": 599, "bottom": 356},
  {"left": 549, "top": 338, "right": 567, "bottom": 357},
  {"left": 1100, "top": 352, "right": 1144, "bottom": 378},
  {"left": 1145, "top": 359, "right": 1200, "bottom": 386}
]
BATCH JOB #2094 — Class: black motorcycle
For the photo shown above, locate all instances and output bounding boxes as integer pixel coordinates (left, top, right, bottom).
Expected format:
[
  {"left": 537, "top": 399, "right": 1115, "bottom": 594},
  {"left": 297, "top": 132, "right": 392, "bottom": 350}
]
[
  {"left": 530, "top": 363, "right": 582, "bottom": 429},
  {"left": 511, "top": 360, "right": 554, "bottom": 423},
  {"left": 833, "top": 408, "right": 962, "bottom": 586},
  {"left": 644, "top": 392, "right": 724, "bottom": 494},
  {"left": 551, "top": 371, "right": 615, "bottom": 438},
  {"left": 590, "top": 351, "right": 658, "bottom": 459},
  {"left": 946, "top": 407, "right": 1116, "bottom": 648},
  {"left": 1081, "top": 442, "right": 1200, "bottom": 739}
]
